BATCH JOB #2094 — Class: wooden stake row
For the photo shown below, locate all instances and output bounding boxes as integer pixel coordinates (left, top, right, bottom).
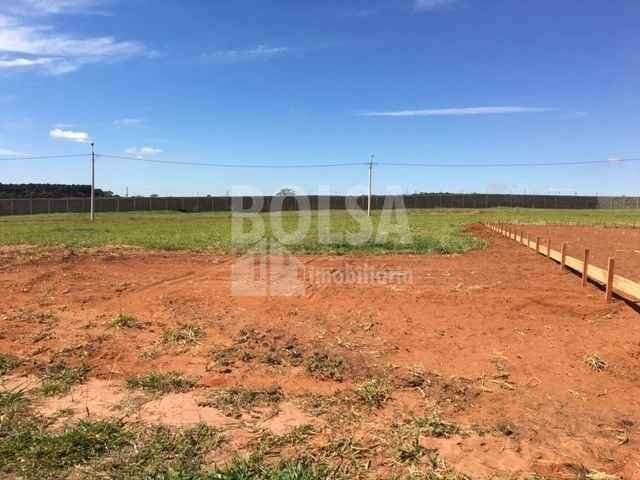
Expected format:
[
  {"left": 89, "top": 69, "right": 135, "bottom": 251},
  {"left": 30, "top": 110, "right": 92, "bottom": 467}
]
[{"left": 487, "top": 223, "right": 640, "bottom": 304}]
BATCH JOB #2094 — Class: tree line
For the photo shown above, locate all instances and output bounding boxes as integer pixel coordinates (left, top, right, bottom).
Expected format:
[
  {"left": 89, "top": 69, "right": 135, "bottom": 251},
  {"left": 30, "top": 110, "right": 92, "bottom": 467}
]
[{"left": 0, "top": 184, "right": 114, "bottom": 199}]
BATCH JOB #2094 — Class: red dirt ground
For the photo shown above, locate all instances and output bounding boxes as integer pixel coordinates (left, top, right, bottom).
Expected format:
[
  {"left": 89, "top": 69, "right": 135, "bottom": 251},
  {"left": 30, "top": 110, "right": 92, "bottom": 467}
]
[
  {"left": 1, "top": 226, "right": 640, "bottom": 479},
  {"left": 516, "top": 225, "right": 640, "bottom": 283}
]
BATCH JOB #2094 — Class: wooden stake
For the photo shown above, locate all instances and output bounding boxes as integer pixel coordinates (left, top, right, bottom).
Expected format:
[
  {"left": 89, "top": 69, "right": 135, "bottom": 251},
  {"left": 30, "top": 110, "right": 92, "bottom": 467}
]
[
  {"left": 606, "top": 257, "right": 615, "bottom": 302},
  {"left": 582, "top": 249, "right": 590, "bottom": 287},
  {"left": 561, "top": 242, "right": 567, "bottom": 269},
  {"left": 546, "top": 238, "right": 551, "bottom": 257},
  {"left": 536, "top": 237, "right": 540, "bottom": 253}
]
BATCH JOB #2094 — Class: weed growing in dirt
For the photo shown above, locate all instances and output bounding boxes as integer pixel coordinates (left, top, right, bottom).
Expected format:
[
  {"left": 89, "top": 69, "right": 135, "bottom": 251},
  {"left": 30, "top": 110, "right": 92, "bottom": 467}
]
[
  {"left": 211, "top": 329, "right": 305, "bottom": 372},
  {"left": 126, "top": 372, "right": 196, "bottom": 394},
  {"left": 305, "top": 351, "right": 347, "bottom": 381},
  {"left": 562, "top": 465, "right": 621, "bottom": 480},
  {"left": 319, "top": 437, "right": 372, "bottom": 475},
  {"left": 200, "top": 387, "right": 284, "bottom": 417},
  {"left": 585, "top": 354, "right": 607, "bottom": 372},
  {"left": 355, "top": 378, "right": 391, "bottom": 408},
  {"left": 40, "top": 363, "right": 89, "bottom": 396},
  {"left": 0, "top": 388, "right": 30, "bottom": 412},
  {"left": 0, "top": 354, "right": 22, "bottom": 376},
  {"left": 401, "top": 366, "right": 427, "bottom": 388},
  {"left": 250, "top": 425, "right": 317, "bottom": 456},
  {"left": 111, "top": 314, "right": 139, "bottom": 329},
  {"left": 0, "top": 419, "right": 129, "bottom": 478},
  {"left": 102, "top": 423, "right": 225, "bottom": 479},
  {"left": 397, "top": 437, "right": 427, "bottom": 464},
  {"left": 413, "top": 414, "right": 460, "bottom": 438},
  {"left": 163, "top": 324, "right": 205, "bottom": 345},
  {"left": 10, "top": 309, "right": 58, "bottom": 325},
  {"left": 213, "top": 457, "right": 335, "bottom": 480}
]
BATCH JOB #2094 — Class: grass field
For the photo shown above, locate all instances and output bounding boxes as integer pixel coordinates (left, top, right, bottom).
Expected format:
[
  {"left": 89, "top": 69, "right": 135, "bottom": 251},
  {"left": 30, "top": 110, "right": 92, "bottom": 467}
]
[
  {"left": 3, "top": 209, "right": 640, "bottom": 479},
  {"left": 1, "top": 208, "right": 639, "bottom": 253}
]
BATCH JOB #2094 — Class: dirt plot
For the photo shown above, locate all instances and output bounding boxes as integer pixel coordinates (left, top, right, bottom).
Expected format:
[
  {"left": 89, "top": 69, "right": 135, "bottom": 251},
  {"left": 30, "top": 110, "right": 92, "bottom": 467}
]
[
  {"left": 1, "top": 227, "right": 640, "bottom": 478},
  {"left": 518, "top": 225, "right": 640, "bottom": 283}
]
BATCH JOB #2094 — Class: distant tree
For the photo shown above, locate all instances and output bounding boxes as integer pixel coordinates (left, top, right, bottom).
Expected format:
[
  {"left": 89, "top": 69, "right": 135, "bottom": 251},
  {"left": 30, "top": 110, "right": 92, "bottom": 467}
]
[
  {"left": 0, "top": 183, "right": 113, "bottom": 199},
  {"left": 275, "top": 187, "right": 296, "bottom": 197}
]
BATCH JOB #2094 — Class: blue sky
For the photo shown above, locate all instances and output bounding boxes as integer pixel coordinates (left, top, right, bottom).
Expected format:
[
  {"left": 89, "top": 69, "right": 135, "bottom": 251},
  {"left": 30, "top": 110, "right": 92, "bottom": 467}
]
[{"left": 1, "top": 0, "right": 639, "bottom": 196}]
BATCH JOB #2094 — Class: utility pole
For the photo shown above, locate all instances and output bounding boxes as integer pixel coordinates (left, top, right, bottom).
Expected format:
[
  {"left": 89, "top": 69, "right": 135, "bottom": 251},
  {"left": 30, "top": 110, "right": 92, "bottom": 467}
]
[
  {"left": 90, "top": 142, "right": 95, "bottom": 221},
  {"left": 368, "top": 154, "right": 374, "bottom": 217}
]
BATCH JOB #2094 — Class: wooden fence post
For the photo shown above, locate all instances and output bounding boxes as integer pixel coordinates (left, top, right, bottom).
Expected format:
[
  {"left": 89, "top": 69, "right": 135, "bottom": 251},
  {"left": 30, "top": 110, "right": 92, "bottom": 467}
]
[
  {"left": 606, "top": 257, "right": 615, "bottom": 302},
  {"left": 582, "top": 249, "right": 590, "bottom": 287},
  {"left": 561, "top": 243, "right": 567, "bottom": 269}
]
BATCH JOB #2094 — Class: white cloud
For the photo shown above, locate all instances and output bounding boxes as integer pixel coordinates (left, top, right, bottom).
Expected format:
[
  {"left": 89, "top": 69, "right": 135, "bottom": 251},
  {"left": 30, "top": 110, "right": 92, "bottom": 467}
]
[
  {"left": 360, "top": 106, "right": 555, "bottom": 117},
  {"left": 0, "top": 148, "right": 22, "bottom": 156},
  {"left": 0, "top": 56, "right": 53, "bottom": 68},
  {"left": 203, "top": 45, "right": 291, "bottom": 64},
  {"left": 0, "top": 13, "right": 147, "bottom": 75},
  {"left": 1, "top": 0, "right": 104, "bottom": 16},
  {"left": 114, "top": 118, "right": 144, "bottom": 127},
  {"left": 50, "top": 127, "right": 90, "bottom": 143},
  {"left": 414, "top": 0, "right": 458, "bottom": 11},
  {"left": 125, "top": 146, "right": 162, "bottom": 158}
]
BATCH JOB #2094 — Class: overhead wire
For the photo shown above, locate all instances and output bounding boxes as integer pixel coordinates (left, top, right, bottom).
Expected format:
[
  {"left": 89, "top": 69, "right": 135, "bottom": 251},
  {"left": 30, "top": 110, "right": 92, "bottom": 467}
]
[
  {"left": 0, "top": 154, "right": 90, "bottom": 162},
  {"left": 97, "top": 153, "right": 368, "bottom": 168},
  {"left": 1, "top": 152, "right": 638, "bottom": 169}
]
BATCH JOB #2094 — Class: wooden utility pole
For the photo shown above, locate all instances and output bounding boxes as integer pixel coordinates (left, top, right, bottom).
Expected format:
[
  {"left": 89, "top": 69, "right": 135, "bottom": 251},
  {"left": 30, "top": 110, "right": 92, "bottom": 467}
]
[
  {"left": 367, "top": 154, "right": 374, "bottom": 217},
  {"left": 90, "top": 142, "right": 95, "bottom": 221}
]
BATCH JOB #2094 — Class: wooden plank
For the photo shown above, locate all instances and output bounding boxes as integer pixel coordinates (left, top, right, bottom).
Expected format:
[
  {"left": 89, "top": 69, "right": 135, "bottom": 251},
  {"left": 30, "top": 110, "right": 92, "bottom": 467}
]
[
  {"left": 613, "top": 275, "right": 640, "bottom": 301},
  {"left": 565, "top": 255, "right": 583, "bottom": 272},
  {"left": 484, "top": 224, "right": 640, "bottom": 302},
  {"left": 582, "top": 249, "right": 590, "bottom": 287},
  {"left": 606, "top": 258, "right": 615, "bottom": 302}
]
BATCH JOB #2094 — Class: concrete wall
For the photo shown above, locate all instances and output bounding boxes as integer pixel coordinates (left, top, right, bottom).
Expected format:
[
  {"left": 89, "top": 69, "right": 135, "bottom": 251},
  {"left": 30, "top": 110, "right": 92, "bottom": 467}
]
[{"left": 1, "top": 194, "right": 639, "bottom": 216}]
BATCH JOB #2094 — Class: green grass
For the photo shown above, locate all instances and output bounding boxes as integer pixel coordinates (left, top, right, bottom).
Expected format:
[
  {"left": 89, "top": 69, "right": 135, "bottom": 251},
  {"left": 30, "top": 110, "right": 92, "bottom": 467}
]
[
  {"left": 3, "top": 208, "right": 636, "bottom": 253},
  {"left": 211, "top": 458, "right": 335, "bottom": 480},
  {"left": 111, "top": 313, "right": 139, "bottom": 329},
  {"left": 126, "top": 372, "right": 196, "bottom": 394},
  {"left": 163, "top": 324, "right": 205, "bottom": 345},
  {"left": 305, "top": 352, "right": 347, "bottom": 382},
  {"left": 413, "top": 414, "right": 461, "bottom": 439},
  {"left": 39, "top": 363, "right": 89, "bottom": 397},
  {"left": 0, "top": 353, "right": 22, "bottom": 376},
  {"left": 199, "top": 387, "right": 284, "bottom": 417},
  {"left": 355, "top": 378, "right": 392, "bottom": 408},
  {"left": 0, "top": 419, "right": 130, "bottom": 478},
  {"left": 102, "top": 423, "right": 225, "bottom": 479}
]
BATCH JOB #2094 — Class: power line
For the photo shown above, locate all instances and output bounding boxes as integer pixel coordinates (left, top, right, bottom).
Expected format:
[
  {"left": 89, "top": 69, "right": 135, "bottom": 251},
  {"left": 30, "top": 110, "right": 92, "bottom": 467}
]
[
  {"left": 97, "top": 153, "right": 368, "bottom": 168},
  {"left": 99, "top": 154, "right": 640, "bottom": 169},
  {"left": 1, "top": 152, "right": 638, "bottom": 169},
  {"left": 377, "top": 158, "right": 640, "bottom": 168},
  {"left": 0, "top": 154, "right": 90, "bottom": 162}
]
